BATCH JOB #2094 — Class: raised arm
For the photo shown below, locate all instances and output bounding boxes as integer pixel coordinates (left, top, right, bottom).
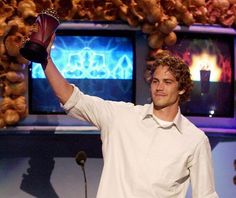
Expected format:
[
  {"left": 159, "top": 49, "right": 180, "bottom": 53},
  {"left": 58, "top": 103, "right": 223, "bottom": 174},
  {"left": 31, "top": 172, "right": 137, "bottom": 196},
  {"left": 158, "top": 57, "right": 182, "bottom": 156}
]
[{"left": 41, "top": 34, "right": 73, "bottom": 105}]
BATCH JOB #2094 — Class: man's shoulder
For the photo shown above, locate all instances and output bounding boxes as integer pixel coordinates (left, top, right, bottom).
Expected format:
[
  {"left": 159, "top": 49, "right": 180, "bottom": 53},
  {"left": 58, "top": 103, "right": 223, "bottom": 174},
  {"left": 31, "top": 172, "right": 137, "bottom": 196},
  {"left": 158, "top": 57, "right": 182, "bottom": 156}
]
[{"left": 180, "top": 114, "right": 207, "bottom": 138}]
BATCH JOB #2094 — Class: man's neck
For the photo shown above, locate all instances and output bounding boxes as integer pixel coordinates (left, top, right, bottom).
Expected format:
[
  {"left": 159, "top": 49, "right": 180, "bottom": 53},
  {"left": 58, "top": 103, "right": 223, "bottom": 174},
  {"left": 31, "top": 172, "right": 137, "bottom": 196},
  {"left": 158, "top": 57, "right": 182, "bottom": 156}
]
[{"left": 153, "top": 105, "right": 179, "bottom": 122}]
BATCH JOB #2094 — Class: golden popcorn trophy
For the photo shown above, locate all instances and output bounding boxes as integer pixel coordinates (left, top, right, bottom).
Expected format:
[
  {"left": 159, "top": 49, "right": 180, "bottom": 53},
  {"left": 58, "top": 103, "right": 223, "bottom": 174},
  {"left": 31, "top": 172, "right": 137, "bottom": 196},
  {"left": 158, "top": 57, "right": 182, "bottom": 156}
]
[{"left": 20, "top": 8, "right": 60, "bottom": 63}]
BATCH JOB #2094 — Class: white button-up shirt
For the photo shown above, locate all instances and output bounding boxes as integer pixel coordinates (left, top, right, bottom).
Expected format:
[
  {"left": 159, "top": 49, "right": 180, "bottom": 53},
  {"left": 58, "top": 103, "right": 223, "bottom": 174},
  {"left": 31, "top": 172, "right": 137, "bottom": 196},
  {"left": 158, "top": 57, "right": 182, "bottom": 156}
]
[{"left": 63, "top": 86, "right": 218, "bottom": 198}]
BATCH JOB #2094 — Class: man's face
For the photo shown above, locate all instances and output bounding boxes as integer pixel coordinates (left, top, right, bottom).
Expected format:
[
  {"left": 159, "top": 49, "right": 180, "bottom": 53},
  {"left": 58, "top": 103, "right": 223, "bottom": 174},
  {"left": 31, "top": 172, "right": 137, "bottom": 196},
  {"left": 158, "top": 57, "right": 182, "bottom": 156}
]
[{"left": 150, "top": 66, "right": 184, "bottom": 110}]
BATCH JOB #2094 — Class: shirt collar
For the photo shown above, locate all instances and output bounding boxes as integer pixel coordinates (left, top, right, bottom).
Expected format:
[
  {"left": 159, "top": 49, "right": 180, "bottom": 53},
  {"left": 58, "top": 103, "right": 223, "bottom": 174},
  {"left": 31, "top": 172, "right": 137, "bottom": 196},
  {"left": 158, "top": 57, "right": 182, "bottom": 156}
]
[
  {"left": 172, "top": 109, "right": 183, "bottom": 133},
  {"left": 142, "top": 103, "right": 183, "bottom": 134}
]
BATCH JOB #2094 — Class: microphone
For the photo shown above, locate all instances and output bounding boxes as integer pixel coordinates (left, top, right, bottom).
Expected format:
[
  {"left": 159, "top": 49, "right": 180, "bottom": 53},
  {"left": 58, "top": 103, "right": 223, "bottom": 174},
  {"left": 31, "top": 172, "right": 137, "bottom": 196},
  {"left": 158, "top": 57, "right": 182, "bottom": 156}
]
[
  {"left": 75, "top": 151, "right": 87, "bottom": 198},
  {"left": 76, "top": 151, "right": 87, "bottom": 167}
]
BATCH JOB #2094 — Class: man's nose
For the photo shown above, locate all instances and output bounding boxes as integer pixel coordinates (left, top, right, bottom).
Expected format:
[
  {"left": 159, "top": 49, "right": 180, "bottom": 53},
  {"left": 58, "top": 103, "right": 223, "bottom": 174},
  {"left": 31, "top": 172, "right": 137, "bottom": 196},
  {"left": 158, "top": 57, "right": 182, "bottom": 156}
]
[{"left": 156, "top": 82, "right": 164, "bottom": 90}]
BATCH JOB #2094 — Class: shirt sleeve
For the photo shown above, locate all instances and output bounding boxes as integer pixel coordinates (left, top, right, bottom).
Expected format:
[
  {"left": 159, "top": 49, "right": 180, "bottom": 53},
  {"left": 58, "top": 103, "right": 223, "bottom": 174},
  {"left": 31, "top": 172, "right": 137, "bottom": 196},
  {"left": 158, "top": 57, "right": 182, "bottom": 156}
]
[
  {"left": 62, "top": 85, "right": 114, "bottom": 131},
  {"left": 62, "top": 84, "right": 135, "bottom": 138},
  {"left": 189, "top": 136, "right": 219, "bottom": 198}
]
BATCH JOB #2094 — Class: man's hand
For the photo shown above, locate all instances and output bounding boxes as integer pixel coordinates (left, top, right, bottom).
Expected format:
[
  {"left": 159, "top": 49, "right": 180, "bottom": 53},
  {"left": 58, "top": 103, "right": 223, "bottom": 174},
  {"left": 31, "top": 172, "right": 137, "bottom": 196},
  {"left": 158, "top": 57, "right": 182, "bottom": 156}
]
[{"left": 42, "top": 33, "right": 56, "bottom": 69}]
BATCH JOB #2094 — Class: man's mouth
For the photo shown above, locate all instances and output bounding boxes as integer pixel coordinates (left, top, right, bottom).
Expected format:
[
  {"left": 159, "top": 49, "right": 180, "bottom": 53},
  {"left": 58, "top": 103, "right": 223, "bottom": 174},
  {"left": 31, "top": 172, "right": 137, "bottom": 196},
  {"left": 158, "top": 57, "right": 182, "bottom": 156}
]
[{"left": 155, "top": 92, "right": 166, "bottom": 97}]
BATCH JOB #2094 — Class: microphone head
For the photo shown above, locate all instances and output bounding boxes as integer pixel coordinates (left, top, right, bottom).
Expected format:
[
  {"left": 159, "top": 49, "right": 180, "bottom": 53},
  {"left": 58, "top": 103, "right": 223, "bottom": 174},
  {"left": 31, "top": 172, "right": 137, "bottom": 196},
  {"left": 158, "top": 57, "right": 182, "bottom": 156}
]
[{"left": 75, "top": 151, "right": 87, "bottom": 166}]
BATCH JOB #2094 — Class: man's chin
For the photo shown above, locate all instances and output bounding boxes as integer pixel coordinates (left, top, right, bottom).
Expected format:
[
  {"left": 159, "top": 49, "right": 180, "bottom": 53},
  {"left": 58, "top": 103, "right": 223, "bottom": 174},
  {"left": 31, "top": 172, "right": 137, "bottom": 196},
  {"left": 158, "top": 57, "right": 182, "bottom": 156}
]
[{"left": 153, "top": 102, "right": 167, "bottom": 110}]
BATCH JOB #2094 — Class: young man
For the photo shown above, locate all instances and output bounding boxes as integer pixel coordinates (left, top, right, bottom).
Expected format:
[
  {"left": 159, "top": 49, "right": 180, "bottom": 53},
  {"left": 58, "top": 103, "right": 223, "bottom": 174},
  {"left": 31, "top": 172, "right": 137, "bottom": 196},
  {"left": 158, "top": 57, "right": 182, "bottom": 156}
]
[{"left": 42, "top": 36, "right": 218, "bottom": 198}]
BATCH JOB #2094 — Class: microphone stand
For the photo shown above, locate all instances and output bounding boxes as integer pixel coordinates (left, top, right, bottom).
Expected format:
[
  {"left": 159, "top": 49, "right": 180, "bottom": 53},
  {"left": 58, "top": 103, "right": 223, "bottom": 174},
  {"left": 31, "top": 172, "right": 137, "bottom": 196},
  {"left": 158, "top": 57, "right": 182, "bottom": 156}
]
[
  {"left": 75, "top": 151, "right": 88, "bottom": 198},
  {"left": 81, "top": 164, "right": 87, "bottom": 198}
]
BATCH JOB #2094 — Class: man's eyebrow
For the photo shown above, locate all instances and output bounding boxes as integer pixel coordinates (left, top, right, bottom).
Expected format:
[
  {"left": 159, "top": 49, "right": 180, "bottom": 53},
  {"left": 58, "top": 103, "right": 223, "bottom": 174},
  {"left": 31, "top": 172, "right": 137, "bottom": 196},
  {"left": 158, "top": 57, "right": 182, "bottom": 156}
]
[
  {"left": 163, "top": 78, "right": 175, "bottom": 81},
  {"left": 152, "top": 77, "right": 175, "bottom": 81}
]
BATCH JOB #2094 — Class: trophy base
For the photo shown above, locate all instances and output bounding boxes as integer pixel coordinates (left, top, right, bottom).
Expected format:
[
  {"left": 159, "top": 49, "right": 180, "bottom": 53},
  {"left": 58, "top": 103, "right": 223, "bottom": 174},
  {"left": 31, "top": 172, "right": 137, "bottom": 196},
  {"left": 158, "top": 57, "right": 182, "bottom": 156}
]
[{"left": 20, "top": 41, "right": 48, "bottom": 63}]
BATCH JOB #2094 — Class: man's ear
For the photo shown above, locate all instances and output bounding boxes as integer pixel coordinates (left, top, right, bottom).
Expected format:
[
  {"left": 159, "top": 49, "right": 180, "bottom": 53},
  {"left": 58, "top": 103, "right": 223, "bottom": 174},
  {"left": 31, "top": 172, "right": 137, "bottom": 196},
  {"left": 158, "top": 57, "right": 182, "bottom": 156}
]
[{"left": 179, "top": 89, "right": 185, "bottom": 95}]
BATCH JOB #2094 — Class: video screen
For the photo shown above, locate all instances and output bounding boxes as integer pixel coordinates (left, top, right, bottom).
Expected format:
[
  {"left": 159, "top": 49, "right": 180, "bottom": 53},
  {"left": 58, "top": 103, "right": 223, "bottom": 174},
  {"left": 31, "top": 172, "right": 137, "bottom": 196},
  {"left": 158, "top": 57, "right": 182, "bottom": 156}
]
[
  {"left": 165, "top": 33, "right": 234, "bottom": 117},
  {"left": 29, "top": 31, "right": 135, "bottom": 114}
]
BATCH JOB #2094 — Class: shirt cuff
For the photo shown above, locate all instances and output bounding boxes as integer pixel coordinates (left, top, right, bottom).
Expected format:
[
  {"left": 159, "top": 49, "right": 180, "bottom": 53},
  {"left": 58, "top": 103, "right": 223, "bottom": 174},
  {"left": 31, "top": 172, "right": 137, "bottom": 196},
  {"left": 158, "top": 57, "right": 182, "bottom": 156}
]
[{"left": 61, "top": 84, "right": 80, "bottom": 111}]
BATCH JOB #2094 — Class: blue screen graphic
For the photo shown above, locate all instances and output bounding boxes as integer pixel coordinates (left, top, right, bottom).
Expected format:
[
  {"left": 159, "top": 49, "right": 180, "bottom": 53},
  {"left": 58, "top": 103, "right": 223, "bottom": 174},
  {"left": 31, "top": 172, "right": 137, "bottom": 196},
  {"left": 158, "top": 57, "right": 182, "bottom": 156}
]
[
  {"left": 32, "top": 36, "right": 133, "bottom": 80},
  {"left": 29, "top": 33, "right": 135, "bottom": 114}
]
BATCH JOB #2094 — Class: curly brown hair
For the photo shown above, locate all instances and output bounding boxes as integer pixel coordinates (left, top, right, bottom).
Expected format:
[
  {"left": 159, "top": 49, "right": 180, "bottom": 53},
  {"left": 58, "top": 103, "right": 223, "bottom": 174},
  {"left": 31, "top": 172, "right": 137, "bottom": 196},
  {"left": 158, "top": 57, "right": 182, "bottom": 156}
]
[{"left": 144, "top": 54, "right": 193, "bottom": 103}]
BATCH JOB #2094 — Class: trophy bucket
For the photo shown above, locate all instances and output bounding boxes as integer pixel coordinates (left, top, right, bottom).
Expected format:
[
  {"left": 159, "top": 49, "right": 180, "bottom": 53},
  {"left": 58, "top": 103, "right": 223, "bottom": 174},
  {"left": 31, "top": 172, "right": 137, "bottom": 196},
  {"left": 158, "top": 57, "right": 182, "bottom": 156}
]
[
  {"left": 20, "top": 9, "right": 60, "bottom": 63},
  {"left": 20, "top": 41, "right": 48, "bottom": 63}
]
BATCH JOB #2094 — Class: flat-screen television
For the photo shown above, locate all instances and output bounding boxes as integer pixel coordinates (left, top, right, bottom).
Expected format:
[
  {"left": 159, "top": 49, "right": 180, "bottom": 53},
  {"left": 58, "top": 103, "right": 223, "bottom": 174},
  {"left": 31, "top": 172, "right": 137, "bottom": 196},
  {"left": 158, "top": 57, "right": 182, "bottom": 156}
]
[
  {"left": 28, "top": 28, "right": 136, "bottom": 114},
  {"left": 164, "top": 29, "right": 235, "bottom": 118}
]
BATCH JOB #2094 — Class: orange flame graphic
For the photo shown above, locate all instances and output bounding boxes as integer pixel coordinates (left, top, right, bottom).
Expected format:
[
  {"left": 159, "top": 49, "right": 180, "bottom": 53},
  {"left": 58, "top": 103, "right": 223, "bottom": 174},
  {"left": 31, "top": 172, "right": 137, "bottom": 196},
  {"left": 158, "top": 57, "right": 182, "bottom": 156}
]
[{"left": 189, "top": 51, "right": 222, "bottom": 82}]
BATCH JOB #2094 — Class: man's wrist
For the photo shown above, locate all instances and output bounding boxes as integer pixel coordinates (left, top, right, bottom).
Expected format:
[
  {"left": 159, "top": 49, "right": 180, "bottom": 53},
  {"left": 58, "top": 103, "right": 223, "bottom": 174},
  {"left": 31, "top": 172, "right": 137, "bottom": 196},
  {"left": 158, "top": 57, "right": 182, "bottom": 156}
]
[{"left": 41, "top": 56, "right": 52, "bottom": 70}]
